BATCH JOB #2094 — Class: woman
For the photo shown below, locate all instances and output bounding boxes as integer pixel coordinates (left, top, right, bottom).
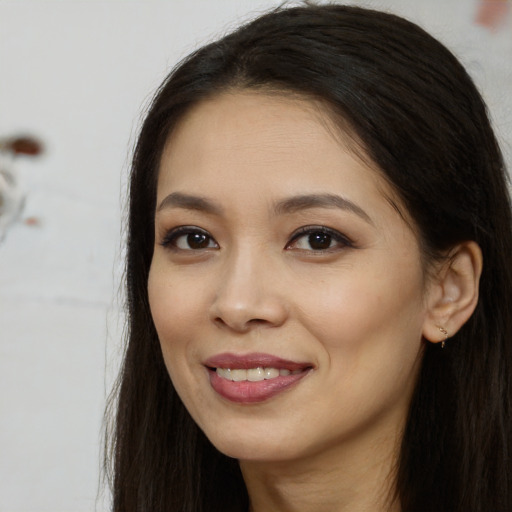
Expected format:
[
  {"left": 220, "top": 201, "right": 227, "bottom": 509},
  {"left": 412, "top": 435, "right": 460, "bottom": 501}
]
[{"left": 107, "top": 4, "right": 512, "bottom": 511}]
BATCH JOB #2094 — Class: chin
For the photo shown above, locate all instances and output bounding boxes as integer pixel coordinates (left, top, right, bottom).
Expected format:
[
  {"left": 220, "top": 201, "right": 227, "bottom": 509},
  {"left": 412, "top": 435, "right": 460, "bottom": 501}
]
[
  {"left": 215, "top": 441, "right": 295, "bottom": 462},
  {"left": 202, "top": 423, "right": 307, "bottom": 462}
]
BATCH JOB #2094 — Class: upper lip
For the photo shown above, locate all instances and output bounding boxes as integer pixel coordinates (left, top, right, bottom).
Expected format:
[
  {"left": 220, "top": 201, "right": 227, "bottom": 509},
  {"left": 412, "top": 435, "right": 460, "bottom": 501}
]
[{"left": 204, "top": 352, "right": 312, "bottom": 371}]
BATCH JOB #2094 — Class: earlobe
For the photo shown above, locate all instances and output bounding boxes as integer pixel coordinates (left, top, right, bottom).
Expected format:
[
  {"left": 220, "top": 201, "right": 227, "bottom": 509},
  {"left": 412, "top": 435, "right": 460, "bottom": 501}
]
[{"left": 422, "top": 241, "right": 483, "bottom": 345}]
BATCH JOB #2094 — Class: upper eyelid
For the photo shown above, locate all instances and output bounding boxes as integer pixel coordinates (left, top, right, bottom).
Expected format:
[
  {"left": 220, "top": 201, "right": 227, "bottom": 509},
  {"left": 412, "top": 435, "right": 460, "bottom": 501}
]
[
  {"left": 288, "top": 225, "right": 353, "bottom": 244},
  {"left": 161, "top": 225, "right": 211, "bottom": 237},
  {"left": 160, "top": 225, "right": 218, "bottom": 247}
]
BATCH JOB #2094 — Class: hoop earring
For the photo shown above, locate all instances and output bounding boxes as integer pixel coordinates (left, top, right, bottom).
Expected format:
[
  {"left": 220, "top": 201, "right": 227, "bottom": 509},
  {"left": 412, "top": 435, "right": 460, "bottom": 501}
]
[{"left": 438, "top": 326, "right": 448, "bottom": 349}]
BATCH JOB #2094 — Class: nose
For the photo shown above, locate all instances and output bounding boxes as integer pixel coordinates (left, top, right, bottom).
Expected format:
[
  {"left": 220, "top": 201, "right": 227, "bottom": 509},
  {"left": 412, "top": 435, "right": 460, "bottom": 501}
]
[{"left": 209, "top": 246, "right": 288, "bottom": 333}]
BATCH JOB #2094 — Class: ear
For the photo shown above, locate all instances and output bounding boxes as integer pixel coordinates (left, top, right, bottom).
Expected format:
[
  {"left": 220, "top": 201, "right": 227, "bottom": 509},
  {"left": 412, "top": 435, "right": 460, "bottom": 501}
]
[{"left": 422, "top": 241, "right": 483, "bottom": 344}]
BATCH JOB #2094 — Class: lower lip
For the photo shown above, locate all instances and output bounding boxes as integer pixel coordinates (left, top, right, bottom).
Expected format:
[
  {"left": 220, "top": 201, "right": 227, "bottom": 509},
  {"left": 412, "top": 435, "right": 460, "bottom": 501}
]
[{"left": 208, "top": 369, "right": 309, "bottom": 403}]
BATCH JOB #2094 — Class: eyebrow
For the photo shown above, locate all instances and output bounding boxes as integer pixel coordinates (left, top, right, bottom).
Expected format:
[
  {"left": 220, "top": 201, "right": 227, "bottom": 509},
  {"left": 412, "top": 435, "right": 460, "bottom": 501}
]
[
  {"left": 274, "top": 193, "right": 373, "bottom": 224},
  {"left": 157, "top": 191, "right": 372, "bottom": 224},
  {"left": 156, "top": 192, "right": 223, "bottom": 215}
]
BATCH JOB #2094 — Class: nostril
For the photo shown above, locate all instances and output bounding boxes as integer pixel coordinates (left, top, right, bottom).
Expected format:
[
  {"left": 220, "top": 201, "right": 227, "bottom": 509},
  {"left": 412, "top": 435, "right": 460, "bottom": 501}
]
[
  {"left": 213, "top": 316, "right": 227, "bottom": 328},
  {"left": 213, "top": 315, "right": 271, "bottom": 331},
  {"left": 247, "top": 318, "right": 268, "bottom": 325},
  {"left": 209, "top": 293, "right": 288, "bottom": 331}
]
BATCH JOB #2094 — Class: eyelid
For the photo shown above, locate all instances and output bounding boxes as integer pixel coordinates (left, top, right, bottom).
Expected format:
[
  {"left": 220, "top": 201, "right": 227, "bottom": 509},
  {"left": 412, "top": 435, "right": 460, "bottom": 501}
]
[
  {"left": 160, "top": 225, "right": 219, "bottom": 250},
  {"left": 286, "top": 225, "right": 354, "bottom": 251}
]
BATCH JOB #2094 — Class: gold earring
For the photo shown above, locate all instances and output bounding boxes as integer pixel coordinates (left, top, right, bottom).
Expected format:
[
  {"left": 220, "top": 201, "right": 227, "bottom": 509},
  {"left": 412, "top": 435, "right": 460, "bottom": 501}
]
[{"left": 438, "top": 326, "right": 448, "bottom": 348}]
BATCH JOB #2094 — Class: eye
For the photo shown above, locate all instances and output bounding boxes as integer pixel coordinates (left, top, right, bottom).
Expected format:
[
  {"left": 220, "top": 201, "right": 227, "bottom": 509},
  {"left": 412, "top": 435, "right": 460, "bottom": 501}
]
[
  {"left": 286, "top": 226, "right": 353, "bottom": 252},
  {"left": 161, "top": 226, "right": 219, "bottom": 251}
]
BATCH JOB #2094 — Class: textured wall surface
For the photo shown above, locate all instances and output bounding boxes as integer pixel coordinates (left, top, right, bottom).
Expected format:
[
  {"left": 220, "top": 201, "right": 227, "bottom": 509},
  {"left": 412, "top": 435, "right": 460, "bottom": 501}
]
[{"left": 0, "top": 1, "right": 510, "bottom": 510}]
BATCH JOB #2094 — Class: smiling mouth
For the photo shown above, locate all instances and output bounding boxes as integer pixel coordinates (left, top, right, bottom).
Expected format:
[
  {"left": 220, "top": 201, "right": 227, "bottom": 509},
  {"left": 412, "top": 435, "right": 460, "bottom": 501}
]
[
  {"left": 204, "top": 353, "right": 313, "bottom": 403},
  {"left": 214, "top": 367, "right": 304, "bottom": 382}
]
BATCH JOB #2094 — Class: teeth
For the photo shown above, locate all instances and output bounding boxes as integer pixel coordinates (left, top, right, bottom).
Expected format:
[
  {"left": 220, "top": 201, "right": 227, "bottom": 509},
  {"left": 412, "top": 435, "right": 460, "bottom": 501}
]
[
  {"left": 247, "top": 367, "right": 265, "bottom": 381},
  {"left": 216, "top": 366, "right": 302, "bottom": 381},
  {"left": 264, "top": 367, "right": 279, "bottom": 379},
  {"left": 216, "top": 368, "right": 231, "bottom": 380},
  {"left": 231, "top": 369, "right": 247, "bottom": 382}
]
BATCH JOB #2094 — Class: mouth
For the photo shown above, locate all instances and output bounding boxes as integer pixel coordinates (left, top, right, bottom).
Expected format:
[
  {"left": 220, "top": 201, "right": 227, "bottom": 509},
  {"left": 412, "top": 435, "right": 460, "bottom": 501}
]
[
  {"left": 204, "top": 353, "right": 313, "bottom": 404},
  {"left": 215, "top": 366, "right": 303, "bottom": 381}
]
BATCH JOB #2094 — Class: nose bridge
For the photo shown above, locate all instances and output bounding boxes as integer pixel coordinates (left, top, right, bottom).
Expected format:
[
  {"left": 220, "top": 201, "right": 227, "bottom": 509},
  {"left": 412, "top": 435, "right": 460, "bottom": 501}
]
[{"left": 210, "top": 240, "right": 287, "bottom": 331}]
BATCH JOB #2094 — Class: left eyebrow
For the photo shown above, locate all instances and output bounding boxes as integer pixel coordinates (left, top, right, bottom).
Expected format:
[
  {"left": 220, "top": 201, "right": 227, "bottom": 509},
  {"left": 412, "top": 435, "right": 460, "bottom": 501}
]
[
  {"left": 156, "top": 192, "right": 223, "bottom": 215},
  {"left": 273, "top": 193, "right": 373, "bottom": 224}
]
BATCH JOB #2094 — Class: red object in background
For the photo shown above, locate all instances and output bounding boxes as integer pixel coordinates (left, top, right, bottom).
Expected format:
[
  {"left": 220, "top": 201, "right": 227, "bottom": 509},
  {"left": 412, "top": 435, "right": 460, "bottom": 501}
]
[
  {"left": 9, "top": 137, "right": 43, "bottom": 156},
  {"left": 23, "top": 216, "right": 41, "bottom": 227},
  {"left": 0, "top": 136, "right": 43, "bottom": 156},
  {"left": 475, "top": 0, "right": 510, "bottom": 31}
]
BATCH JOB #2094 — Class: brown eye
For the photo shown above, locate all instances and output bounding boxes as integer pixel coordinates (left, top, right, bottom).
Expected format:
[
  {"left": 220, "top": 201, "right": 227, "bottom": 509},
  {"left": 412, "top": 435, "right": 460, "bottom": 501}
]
[
  {"left": 307, "top": 232, "right": 333, "bottom": 250},
  {"left": 186, "top": 233, "right": 210, "bottom": 249},
  {"left": 161, "top": 226, "right": 218, "bottom": 251},
  {"left": 286, "top": 226, "right": 353, "bottom": 252}
]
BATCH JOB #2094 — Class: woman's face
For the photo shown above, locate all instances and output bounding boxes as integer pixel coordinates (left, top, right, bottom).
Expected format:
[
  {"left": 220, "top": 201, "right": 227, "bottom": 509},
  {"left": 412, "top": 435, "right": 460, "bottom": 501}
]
[{"left": 148, "top": 91, "right": 432, "bottom": 463}]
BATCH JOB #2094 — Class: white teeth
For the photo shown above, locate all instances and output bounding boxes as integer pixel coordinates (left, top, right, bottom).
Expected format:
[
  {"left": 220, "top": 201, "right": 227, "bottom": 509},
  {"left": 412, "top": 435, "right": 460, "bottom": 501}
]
[
  {"left": 215, "top": 366, "right": 301, "bottom": 381},
  {"left": 247, "top": 367, "right": 265, "bottom": 382},
  {"left": 264, "top": 367, "right": 279, "bottom": 379},
  {"left": 230, "top": 369, "right": 247, "bottom": 382},
  {"left": 216, "top": 368, "right": 231, "bottom": 380}
]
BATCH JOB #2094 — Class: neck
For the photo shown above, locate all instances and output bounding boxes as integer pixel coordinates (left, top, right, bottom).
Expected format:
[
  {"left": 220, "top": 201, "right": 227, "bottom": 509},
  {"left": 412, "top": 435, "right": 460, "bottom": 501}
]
[{"left": 240, "top": 426, "right": 402, "bottom": 512}]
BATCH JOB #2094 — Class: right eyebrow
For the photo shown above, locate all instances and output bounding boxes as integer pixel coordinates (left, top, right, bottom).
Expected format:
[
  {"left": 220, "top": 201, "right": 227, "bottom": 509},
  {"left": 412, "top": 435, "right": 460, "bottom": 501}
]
[
  {"left": 273, "top": 193, "right": 373, "bottom": 225},
  {"left": 156, "top": 192, "right": 223, "bottom": 215}
]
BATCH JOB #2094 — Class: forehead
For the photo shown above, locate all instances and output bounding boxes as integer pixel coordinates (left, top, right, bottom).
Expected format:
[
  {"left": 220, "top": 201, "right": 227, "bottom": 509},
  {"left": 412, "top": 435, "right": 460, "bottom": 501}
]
[{"left": 157, "top": 90, "right": 406, "bottom": 222}]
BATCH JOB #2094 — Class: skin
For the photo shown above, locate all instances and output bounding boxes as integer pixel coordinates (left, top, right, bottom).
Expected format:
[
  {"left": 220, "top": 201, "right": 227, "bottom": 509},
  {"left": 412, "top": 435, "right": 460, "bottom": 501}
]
[{"left": 147, "top": 91, "right": 464, "bottom": 511}]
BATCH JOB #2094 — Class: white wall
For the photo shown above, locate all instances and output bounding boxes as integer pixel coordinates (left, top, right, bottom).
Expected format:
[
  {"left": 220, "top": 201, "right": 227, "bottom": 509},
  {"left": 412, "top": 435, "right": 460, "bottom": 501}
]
[{"left": 0, "top": 1, "right": 510, "bottom": 510}]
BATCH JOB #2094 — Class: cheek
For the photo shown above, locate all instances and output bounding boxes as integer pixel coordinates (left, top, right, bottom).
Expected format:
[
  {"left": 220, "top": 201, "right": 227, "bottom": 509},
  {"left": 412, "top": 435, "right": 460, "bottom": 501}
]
[
  {"left": 148, "top": 266, "right": 209, "bottom": 406},
  {"left": 296, "top": 268, "right": 426, "bottom": 426},
  {"left": 147, "top": 265, "right": 203, "bottom": 359},
  {"left": 296, "top": 260, "right": 426, "bottom": 357}
]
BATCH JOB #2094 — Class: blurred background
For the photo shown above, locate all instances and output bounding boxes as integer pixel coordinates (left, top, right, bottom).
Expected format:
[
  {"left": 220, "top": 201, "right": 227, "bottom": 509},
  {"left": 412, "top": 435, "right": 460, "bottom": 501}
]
[{"left": 0, "top": 0, "right": 510, "bottom": 510}]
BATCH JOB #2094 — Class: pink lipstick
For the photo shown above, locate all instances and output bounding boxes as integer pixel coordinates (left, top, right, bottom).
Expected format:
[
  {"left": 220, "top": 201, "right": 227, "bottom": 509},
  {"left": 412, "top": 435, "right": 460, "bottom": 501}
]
[{"left": 204, "top": 352, "right": 312, "bottom": 404}]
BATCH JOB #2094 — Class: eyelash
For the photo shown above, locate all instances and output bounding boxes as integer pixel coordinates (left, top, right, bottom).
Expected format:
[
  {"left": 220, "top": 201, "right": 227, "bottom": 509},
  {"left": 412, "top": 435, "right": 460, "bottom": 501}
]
[
  {"left": 160, "top": 225, "right": 354, "bottom": 252},
  {"left": 160, "top": 226, "right": 218, "bottom": 251},
  {"left": 286, "top": 225, "right": 354, "bottom": 252}
]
